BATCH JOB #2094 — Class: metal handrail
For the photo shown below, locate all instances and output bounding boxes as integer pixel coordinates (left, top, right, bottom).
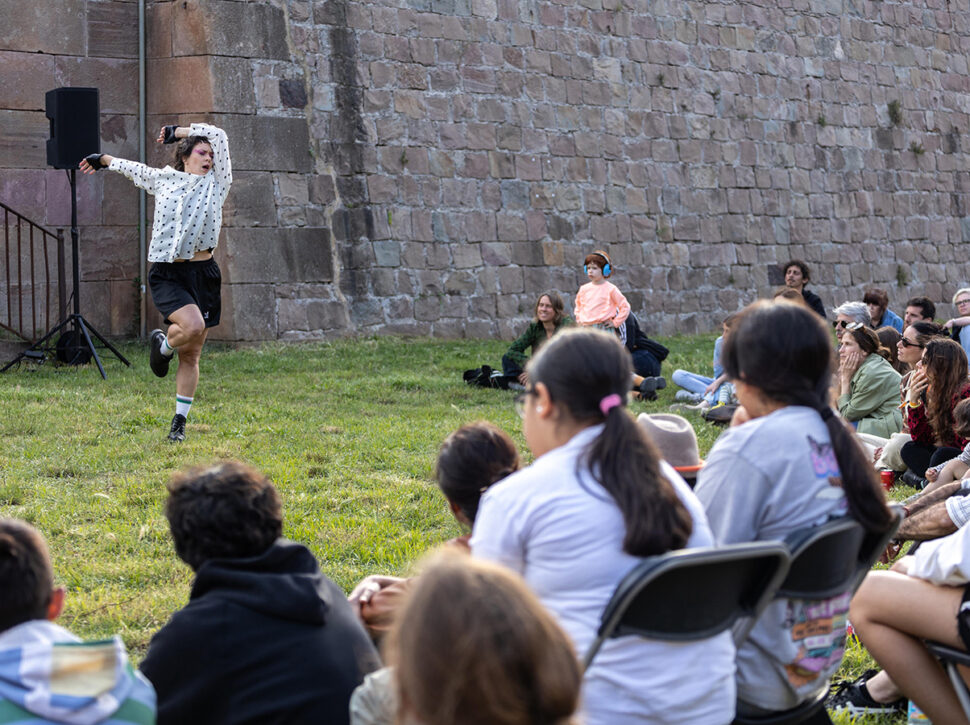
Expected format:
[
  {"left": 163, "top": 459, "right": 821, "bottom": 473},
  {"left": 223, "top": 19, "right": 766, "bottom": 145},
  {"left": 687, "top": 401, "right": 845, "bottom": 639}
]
[{"left": 1, "top": 201, "right": 66, "bottom": 342}]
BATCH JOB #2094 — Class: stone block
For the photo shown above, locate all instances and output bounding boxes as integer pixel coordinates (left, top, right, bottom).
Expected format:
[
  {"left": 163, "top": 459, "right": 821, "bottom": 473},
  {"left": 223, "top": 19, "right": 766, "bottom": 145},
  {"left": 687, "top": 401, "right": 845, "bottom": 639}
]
[
  {"left": 147, "top": 1, "right": 173, "bottom": 58},
  {"left": 171, "top": 0, "right": 289, "bottom": 59},
  {"left": 0, "top": 0, "right": 85, "bottom": 54},
  {"left": 223, "top": 172, "right": 277, "bottom": 227},
  {"left": 89, "top": 1, "right": 139, "bottom": 58},
  {"left": 0, "top": 170, "right": 48, "bottom": 223},
  {"left": 220, "top": 227, "right": 333, "bottom": 284},
  {"left": 79, "top": 226, "right": 139, "bottom": 280},
  {"left": 0, "top": 111, "right": 47, "bottom": 169},
  {"left": 147, "top": 56, "right": 255, "bottom": 115},
  {"left": 2, "top": 53, "right": 56, "bottom": 111},
  {"left": 55, "top": 58, "right": 139, "bottom": 115},
  {"left": 219, "top": 115, "right": 312, "bottom": 173},
  {"left": 47, "top": 169, "right": 101, "bottom": 226},
  {"left": 211, "top": 283, "right": 277, "bottom": 341}
]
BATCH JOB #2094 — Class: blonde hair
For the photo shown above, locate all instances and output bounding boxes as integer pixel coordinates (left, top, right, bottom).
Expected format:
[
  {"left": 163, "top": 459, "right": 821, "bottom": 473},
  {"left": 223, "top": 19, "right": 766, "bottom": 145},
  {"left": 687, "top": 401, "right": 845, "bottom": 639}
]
[{"left": 389, "top": 552, "right": 581, "bottom": 725}]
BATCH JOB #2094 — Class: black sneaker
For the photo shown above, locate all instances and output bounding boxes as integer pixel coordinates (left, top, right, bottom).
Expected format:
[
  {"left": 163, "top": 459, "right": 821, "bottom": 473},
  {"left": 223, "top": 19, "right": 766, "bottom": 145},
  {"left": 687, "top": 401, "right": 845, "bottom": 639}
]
[
  {"left": 638, "top": 376, "right": 667, "bottom": 401},
  {"left": 167, "top": 414, "right": 186, "bottom": 443},
  {"left": 827, "top": 670, "right": 906, "bottom": 715},
  {"left": 149, "top": 329, "right": 171, "bottom": 378}
]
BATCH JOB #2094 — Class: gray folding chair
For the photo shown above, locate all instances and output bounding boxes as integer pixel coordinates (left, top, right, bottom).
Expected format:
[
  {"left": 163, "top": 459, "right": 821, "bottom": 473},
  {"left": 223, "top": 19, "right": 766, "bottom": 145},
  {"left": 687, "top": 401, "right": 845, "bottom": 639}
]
[
  {"left": 582, "top": 541, "right": 791, "bottom": 670},
  {"left": 732, "top": 508, "right": 904, "bottom": 725}
]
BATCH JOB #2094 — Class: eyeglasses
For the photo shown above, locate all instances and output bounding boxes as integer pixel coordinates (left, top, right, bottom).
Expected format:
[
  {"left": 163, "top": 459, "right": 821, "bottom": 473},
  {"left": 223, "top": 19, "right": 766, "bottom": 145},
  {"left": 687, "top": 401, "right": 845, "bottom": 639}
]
[
  {"left": 514, "top": 390, "right": 534, "bottom": 419},
  {"left": 957, "top": 299, "right": 970, "bottom": 307},
  {"left": 899, "top": 338, "right": 924, "bottom": 349},
  {"left": 833, "top": 320, "right": 863, "bottom": 331}
]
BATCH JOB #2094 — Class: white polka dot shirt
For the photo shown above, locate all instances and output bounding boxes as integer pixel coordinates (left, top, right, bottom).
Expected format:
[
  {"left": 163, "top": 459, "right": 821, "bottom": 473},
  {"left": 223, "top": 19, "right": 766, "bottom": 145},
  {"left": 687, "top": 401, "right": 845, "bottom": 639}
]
[{"left": 109, "top": 123, "right": 232, "bottom": 263}]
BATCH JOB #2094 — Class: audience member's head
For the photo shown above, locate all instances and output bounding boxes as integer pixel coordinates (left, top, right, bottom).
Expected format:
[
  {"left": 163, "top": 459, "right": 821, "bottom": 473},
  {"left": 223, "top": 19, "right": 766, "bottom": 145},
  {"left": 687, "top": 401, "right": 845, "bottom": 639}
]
[
  {"left": 165, "top": 462, "right": 283, "bottom": 571},
  {"left": 723, "top": 301, "right": 892, "bottom": 533},
  {"left": 898, "top": 321, "right": 945, "bottom": 369},
  {"left": 389, "top": 552, "right": 581, "bottom": 725},
  {"left": 832, "top": 301, "right": 872, "bottom": 341},
  {"left": 0, "top": 520, "right": 63, "bottom": 632},
  {"left": 782, "top": 260, "right": 811, "bottom": 291},
  {"left": 533, "top": 291, "right": 565, "bottom": 326},
  {"left": 862, "top": 288, "right": 890, "bottom": 328},
  {"left": 904, "top": 296, "right": 936, "bottom": 326},
  {"left": 952, "top": 399, "right": 970, "bottom": 441},
  {"left": 773, "top": 287, "right": 806, "bottom": 304},
  {"left": 436, "top": 422, "right": 520, "bottom": 526},
  {"left": 874, "top": 327, "right": 907, "bottom": 374},
  {"left": 583, "top": 250, "right": 612, "bottom": 278},
  {"left": 841, "top": 324, "right": 890, "bottom": 362},
  {"left": 952, "top": 288, "right": 970, "bottom": 318},
  {"left": 722, "top": 311, "right": 739, "bottom": 337}
]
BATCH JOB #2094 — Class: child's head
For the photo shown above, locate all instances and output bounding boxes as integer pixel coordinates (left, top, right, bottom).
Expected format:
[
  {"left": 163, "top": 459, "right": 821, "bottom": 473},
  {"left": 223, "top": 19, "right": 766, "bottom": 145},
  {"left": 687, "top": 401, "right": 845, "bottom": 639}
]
[
  {"left": 954, "top": 399, "right": 970, "bottom": 439},
  {"left": 583, "top": 250, "right": 612, "bottom": 279},
  {"left": 722, "top": 311, "right": 739, "bottom": 339},
  {"left": 0, "top": 520, "right": 60, "bottom": 632}
]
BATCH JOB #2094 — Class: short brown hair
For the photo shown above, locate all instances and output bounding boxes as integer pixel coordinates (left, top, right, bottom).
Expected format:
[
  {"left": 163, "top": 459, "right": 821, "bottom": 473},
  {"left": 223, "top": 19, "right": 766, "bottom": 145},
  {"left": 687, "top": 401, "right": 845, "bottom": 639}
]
[
  {"left": 165, "top": 462, "right": 282, "bottom": 571},
  {"left": 390, "top": 552, "right": 581, "bottom": 725},
  {"left": 863, "top": 288, "right": 889, "bottom": 311},
  {"left": 783, "top": 259, "right": 811, "bottom": 282},
  {"left": 0, "top": 520, "right": 53, "bottom": 631},
  {"left": 174, "top": 135, "right": 211, "bottom": 172}
]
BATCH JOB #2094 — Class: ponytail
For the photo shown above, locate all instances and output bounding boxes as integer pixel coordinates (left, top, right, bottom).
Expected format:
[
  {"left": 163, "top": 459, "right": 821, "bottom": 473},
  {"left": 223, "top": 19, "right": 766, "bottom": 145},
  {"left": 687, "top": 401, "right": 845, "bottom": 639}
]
[
  {"left": 528, "top": 328, "right": 692, "bottom": 556},
  {"left": 726, "top": 301, "right": 893, "bottom": 534}
]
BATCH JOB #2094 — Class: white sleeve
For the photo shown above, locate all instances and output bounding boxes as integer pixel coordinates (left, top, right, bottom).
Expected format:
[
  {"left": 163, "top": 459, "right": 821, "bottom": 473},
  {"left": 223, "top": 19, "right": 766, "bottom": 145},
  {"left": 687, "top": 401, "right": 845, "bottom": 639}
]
[
  {"left": 469, "top": 489, "right": 527, "bottom": 576},
  {"left": 909, "top": 525, "right": 970, "bottom": 585},
  {"left": 190, "top": 123, "right": 232, "bottom": 197},
  {"left": 108, "top": 158, "right": 161, "bottom": 194}
]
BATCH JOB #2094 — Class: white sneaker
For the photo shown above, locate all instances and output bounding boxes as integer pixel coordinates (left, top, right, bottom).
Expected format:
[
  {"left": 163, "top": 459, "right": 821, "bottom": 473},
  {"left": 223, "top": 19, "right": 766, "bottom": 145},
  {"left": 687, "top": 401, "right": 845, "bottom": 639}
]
[{"left": 674, "top": 390, "right": 703, "bottom": 403}]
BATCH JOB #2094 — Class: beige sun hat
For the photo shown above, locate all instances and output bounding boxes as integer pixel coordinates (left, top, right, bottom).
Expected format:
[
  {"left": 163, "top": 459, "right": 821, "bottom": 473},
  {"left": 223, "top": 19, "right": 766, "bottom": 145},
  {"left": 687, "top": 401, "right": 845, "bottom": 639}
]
[{"left": 636, "top": 413, "right": 704, "bottom": 475}]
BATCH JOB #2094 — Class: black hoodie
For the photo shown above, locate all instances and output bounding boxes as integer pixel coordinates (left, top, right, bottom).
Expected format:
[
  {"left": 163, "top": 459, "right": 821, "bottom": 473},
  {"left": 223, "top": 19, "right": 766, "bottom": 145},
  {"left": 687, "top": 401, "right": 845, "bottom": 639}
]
[{"left": 140, "top": 539, "right": 380, "bottom": 725}]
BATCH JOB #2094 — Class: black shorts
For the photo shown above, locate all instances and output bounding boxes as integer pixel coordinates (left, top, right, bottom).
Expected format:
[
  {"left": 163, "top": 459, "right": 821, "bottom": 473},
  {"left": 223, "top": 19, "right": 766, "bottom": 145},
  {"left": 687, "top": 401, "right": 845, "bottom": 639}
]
[
  {"left": 148, "top": 258, "right": 222, "bottom": 327},
  {"left": 958, "top": 583, "right": 970, "bottom": 651}
]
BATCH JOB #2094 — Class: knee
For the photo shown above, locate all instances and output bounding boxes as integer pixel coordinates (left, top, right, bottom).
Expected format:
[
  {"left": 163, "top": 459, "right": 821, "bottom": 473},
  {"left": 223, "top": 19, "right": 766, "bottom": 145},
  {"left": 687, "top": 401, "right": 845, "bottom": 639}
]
[
  {"left": 849, "top": 570, "right": 892, "bottom": 629},
  {"left": 178, "top": 342, "right": 204, "bottom": 365},
  {"left": 182, "top": 319, "right": 206, "bottom": 339}
]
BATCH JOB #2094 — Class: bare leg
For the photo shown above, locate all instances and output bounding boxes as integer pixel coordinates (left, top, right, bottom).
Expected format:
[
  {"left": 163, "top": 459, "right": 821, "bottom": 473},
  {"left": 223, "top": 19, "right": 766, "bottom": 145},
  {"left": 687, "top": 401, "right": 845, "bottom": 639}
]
[
  {"left": 850, "top": 570, "right": 967, "bottom": 724},
  {"left": 864, "top": 670, "right": 904, "bottom": 703},
  {"left": 165, "top": 304, "right": 207, "bottom": 399}
]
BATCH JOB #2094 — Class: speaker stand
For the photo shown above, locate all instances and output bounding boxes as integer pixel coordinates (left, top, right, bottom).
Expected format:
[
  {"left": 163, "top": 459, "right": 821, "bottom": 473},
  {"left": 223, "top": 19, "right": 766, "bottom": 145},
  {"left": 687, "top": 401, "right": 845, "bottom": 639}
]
[{"left": 2, "top": 169, "right": 131, "bottom": 379}]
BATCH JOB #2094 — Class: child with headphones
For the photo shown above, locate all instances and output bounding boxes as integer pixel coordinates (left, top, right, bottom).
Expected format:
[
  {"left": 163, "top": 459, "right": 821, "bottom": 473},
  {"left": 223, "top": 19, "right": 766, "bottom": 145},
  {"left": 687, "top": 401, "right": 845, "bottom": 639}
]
[{"left": 574, "top": 250, "right": 631, "bottom": 342}]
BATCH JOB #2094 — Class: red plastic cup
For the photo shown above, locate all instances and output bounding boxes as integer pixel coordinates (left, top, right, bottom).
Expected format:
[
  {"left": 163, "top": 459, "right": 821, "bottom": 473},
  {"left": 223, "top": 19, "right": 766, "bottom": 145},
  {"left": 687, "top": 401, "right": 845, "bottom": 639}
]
[{"left": 880, "top": 470, "right": 894, "bottom": 491}]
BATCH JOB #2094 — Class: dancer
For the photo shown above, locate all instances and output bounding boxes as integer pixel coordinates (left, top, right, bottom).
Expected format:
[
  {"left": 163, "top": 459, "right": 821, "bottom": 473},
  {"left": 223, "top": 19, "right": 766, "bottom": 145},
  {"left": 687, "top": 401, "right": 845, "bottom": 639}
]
[{"left": 80, "top": 123, "right": 232, "bottom": 442}]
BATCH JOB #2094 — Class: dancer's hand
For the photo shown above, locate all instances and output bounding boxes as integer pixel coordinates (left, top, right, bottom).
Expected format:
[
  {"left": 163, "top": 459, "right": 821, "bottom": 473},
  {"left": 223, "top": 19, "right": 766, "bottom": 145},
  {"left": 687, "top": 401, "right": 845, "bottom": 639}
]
[
  {"left": 79, "top": 154, "right": 111, "bottom": 174},
  {"left": 157, "top": 125, "right": 181, "bottom": 144}
]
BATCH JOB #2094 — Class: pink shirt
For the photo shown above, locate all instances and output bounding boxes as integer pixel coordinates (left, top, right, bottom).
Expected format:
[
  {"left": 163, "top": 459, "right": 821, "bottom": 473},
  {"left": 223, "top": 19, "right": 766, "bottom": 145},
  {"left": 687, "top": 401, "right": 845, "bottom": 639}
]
[
  {"left": 575, "top": 282, "right": 630, "bottom": 327},
  {"left": 574, "top": 281, "right": 631, "bottom": 327}
]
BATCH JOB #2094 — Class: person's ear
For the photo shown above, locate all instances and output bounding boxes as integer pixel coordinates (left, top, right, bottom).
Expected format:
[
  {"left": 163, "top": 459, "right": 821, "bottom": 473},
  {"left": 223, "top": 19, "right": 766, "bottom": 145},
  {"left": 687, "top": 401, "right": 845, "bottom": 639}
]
[
  {"left": 448, "top": 500, "right": 472, "bottom": 527},
  {"left": 46, "top": 587, "right": 65, "bottom": 621},
  {"left": 533, "top": 382, "right": 554, "bottom": 418}
]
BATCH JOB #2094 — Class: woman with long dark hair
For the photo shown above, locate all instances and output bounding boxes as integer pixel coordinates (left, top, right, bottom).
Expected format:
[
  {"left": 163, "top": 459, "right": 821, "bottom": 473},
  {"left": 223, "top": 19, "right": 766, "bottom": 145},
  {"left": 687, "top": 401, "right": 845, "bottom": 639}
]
[
  {"left": 899, "top": 337, "right": 970, "bottom": 483},
  {"left": 693, "top": 300, "right": 892, "bottom": 721},
  {"left": 471, "top": 328, "right": 735, "bottom": 724},
  {"left": 80, "top": 123, "right": 231, "bottom": 443}
]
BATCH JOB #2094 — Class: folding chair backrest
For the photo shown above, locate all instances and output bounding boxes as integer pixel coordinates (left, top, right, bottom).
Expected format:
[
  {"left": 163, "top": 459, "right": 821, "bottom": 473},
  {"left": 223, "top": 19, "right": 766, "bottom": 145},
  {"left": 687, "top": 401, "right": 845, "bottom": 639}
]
[
  {"left": 779, "top": 507, "right": 904, "bottom": 601},
  {"left": 583, "top": 542, "right": 790, "bottom": 670}
]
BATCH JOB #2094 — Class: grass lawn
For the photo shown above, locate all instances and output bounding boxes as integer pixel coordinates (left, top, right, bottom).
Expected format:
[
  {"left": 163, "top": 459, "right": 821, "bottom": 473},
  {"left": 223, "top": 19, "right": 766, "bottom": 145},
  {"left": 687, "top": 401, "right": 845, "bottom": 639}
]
[{"left": 0, "top": 333, "right": 912, "bottom": 723}]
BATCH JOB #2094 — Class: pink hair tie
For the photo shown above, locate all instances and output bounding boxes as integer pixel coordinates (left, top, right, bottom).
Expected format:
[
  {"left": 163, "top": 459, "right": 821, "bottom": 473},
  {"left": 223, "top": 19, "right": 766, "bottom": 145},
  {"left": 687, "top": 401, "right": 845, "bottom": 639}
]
[{"left": 599, "top": 393, "right": 623, "bottom": 416}]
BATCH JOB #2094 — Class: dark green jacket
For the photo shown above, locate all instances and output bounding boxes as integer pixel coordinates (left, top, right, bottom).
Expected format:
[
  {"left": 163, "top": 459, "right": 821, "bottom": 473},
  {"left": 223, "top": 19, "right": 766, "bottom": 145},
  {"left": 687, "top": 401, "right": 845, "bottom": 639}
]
[{"left": 505, "top": 317, "right": 574, "bottom": 367}]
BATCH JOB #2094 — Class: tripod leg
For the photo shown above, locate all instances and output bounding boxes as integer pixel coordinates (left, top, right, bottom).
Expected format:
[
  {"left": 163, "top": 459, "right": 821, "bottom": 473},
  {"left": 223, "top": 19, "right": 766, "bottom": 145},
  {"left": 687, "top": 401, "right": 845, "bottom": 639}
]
[
  {"left": 0, "top": 316, "right": 73, "bottom": 373},
  {"left": 75, "top": 319, "right": 106, "bottom": 380},
  {"left": 79, "top": 316, "right": 131, "bottom": 366}
]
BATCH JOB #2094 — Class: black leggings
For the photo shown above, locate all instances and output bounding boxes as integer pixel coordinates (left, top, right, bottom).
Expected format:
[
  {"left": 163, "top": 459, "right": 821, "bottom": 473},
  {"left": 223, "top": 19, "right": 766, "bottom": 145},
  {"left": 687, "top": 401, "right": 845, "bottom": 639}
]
[{"left": 899, "top": 441, "right": 961, "bottom": 477}]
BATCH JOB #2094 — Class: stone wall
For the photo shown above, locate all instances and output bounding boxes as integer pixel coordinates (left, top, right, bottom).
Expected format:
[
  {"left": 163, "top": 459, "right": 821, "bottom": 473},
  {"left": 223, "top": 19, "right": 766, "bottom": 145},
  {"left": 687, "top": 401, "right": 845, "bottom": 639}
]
[{"left": 3, "top": 0, "right": 970, "bottom": 339}]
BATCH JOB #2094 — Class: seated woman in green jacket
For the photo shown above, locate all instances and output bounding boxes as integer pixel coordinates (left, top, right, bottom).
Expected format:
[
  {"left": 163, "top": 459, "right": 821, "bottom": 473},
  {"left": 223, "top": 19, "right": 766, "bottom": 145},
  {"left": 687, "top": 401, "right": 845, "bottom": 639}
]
[
  {"left": 502, "top": 292, "right": 573, "bottom": 385},
  {"left": 838, "top": 323, "right": 903, "bottom": 438}
]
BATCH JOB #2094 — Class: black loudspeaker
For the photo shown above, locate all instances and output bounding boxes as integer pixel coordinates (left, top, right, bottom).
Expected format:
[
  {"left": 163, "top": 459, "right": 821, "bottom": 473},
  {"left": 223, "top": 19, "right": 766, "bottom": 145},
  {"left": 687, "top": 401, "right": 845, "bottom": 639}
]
[{"left": 46, "top": 87, "right": 100, "bottom": 169}]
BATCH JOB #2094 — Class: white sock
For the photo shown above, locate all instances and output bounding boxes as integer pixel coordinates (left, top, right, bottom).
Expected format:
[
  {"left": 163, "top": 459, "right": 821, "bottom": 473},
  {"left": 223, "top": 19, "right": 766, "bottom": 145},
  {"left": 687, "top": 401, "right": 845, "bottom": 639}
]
[
  {"left": 160, "top": 336, "right": 175, "bottom": 358},
  {"left": 176, "top": 395, "right": 193, "bottom": 419}
]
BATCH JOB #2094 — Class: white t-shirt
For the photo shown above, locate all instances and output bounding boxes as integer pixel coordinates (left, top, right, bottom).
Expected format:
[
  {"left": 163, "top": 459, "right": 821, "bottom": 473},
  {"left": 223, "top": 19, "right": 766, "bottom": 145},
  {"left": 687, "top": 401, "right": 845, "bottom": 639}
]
[
  {"left": 109, "top": 123, "right": 232, "bottom": 263},
  {"left": 694, "top": 406, "right": 849, "bottom": 712},
  {"left": 470, "top": 424, "right": 736, "bottom": 725}
]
